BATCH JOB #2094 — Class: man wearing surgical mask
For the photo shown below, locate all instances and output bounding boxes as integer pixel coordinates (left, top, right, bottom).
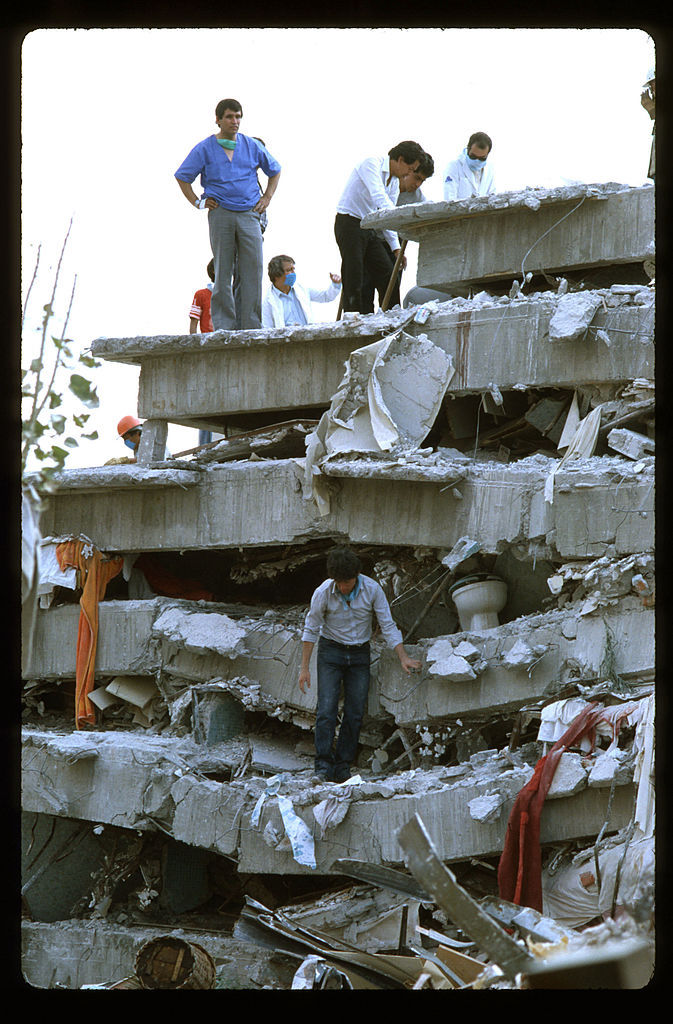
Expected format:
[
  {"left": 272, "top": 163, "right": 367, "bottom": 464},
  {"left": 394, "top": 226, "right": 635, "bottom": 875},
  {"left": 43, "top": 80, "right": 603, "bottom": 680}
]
[
  {"left": 443, "top": 132, "right": 496, "bottom": 201},
  {"left": 261, "top": 255, "right": 341, "bottom": 328}
]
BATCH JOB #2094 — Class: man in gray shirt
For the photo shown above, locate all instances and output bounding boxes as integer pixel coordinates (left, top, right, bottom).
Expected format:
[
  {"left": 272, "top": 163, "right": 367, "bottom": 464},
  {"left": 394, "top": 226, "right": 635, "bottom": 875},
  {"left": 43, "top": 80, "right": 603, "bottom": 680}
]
[{"left": 299, "top": 546, "right": 420, "bottom": 783}]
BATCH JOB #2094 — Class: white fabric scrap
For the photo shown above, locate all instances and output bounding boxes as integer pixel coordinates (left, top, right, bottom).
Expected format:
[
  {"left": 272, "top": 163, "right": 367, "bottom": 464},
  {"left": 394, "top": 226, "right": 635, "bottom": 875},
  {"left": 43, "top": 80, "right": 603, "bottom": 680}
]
[
  {"left": 633, "top": 694, "right": 655, "bottom": 839},
  {"left": 312, "top": 785, "right": 360, "bottom": 839},
  {"left": 251, "top": 773, "right": 284, "bottom": 827},
  {"left": 291, "top": 955, "right": 324, "bottom": 989},
  {"left": 277, "top": 794, "right": 317, "bottom": 870},
  {"left": 22, "top": 485, "right": 42, "bottom": 603},
  {"left": 37, "top": 541, "right": 77, "bottom": 594},
  {"left": 538, "top": 698, "right": 595, "bottom": 751},
  {"left": 557, "top": 391, "right": 581, "bottom": 450}
]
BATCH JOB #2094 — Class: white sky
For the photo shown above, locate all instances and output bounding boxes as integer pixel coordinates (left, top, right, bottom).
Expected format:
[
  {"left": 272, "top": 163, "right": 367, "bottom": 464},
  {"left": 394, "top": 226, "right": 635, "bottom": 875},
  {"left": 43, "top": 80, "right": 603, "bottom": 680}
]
[{"left": 21, "top": 26, "right": 655, "bottom": 468}]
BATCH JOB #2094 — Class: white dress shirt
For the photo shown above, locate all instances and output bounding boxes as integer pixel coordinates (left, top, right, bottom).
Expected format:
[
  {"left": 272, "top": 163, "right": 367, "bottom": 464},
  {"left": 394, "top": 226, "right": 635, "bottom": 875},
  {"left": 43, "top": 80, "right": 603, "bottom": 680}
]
[
  {"left": 337, "top": 156, "right": 400, "bottom": 252},
  {"left": 302, "top": 574, "right": 403, "bottom": 648}
]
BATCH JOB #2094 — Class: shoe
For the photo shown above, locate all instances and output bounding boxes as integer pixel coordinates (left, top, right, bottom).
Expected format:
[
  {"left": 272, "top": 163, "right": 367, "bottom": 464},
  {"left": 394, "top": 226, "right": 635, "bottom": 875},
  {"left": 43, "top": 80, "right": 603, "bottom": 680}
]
[
  {"left": 333, "top": 766, "right": 354, "bottom": 784},
  {"left": 311, "top": 771, "right": 330, "bottom": 784}
]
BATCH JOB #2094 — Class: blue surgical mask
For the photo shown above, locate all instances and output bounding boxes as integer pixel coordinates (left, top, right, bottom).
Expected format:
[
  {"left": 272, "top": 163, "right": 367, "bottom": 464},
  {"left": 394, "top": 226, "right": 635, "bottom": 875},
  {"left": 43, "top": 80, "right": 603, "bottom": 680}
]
[
  {"left": 284, "top": 272, "right": 296, "bottom": 287},
  {"left": 124, "top": 439, "right": 137, "bottom": 451},
  {"left": 466, "top": 151, "right": 487, "bottom": 172}
]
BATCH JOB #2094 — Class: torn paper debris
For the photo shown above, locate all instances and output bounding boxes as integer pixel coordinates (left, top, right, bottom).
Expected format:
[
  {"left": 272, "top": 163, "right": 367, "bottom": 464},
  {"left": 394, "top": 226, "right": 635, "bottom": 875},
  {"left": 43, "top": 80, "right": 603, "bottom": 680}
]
[
  {"left": 544, "top": 404, "right": 603, "bottom": 504},
  {"left": 303, "top": 326, "right": 454, "bottom": 514}
]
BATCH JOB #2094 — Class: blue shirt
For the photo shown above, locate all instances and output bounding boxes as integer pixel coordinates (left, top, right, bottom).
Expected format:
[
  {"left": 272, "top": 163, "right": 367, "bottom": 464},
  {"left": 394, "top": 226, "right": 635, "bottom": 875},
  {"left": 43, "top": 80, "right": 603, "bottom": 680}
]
[
  {"left": 272, "top": 284, "right": 308, "bottom": 326},
  {"left": 175, "top": 134, "right": 281, "bottom": 211}
]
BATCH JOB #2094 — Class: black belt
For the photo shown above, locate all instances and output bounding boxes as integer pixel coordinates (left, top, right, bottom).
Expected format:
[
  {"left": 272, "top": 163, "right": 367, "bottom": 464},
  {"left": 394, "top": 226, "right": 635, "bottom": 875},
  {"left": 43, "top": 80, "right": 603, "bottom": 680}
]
[{"left": 320, "top": 636, "right": 370, "bottom": 649}]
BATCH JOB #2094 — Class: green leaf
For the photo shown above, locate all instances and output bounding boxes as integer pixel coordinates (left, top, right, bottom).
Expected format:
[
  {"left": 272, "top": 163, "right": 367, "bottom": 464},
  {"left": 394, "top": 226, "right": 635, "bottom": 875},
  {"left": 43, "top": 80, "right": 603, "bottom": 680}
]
[
  {"left": 69, "top": 373, "right": 99, "bottom": 408},
  {"left": 30, "top": 358, "right": 43, "bottom": 373},
  {"left": 50, "top": 445, "right": 69, "bottom": 464},
  {"left": 64, "top": 437, "right": 79, "bottom": 448},
  {"left": 51, "top": 414, "right": 67, "bottom": 434},
  {"left": 73, "top": 412, "right": 90, "bottom": 427},
  {"left": 82, "top": 430, "right": 98, "bottom": 440},
  {"left": 23, "top": 420, "right": 47, "bottom": 439},
  {"left": 79, "top": 354, "right": 98, "bottom": 368},
  {"left": 49, "top": 391, "right": 62, "bottom": 409}
]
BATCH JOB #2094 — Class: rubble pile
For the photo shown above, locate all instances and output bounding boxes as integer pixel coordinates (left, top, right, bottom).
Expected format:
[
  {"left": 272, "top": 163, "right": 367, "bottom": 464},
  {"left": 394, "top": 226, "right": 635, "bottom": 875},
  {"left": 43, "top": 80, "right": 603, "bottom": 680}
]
[{"left": 21, "top": 181, "right": 655, "bottom": 989}]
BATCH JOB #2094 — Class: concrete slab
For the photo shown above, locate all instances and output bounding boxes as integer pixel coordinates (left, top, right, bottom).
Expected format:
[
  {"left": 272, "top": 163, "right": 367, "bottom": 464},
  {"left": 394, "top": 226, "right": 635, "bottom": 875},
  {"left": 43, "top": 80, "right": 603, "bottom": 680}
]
[
  {"left": 87, "top": 288, "right": 653, "bottom": 424},
  {"left": 379, "top": 598, "right": 654, "bottom": 726},
  {"left": 416, "top": 290, "right": 653, "bottom": 393},
  {"left": 362, "top": 183, "right": 654, "bottom": 293},
  {"left": 21, "top": 919, "right": 291, "bottom": 989},
  {"left": 21, "top": 726, "right": 635, "bottom": 876},
  {"left": 91, "top": 309, "right": 415, "bottom": 427},
  {"left": 23, "top": 596, "right": 653, "bottom": 730},
  {"left": 237, "top": 771, "right": 635, "bottom": 875},
  {"left": 38, "top": 455, "right": 654, "bottom": 558},
  {"left": 22, "top": 599, "right": 160, "bottom": 679},
  {"left": 21, "top": 728, "right": 203, "bottom": 832}
]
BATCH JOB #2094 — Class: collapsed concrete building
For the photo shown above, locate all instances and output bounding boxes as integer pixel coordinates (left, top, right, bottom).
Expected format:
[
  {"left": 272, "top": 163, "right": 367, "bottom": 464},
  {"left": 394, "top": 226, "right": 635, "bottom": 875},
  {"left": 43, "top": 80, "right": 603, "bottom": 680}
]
[{"left": 21, "top": 180, "right": 655, "bottom": 989}]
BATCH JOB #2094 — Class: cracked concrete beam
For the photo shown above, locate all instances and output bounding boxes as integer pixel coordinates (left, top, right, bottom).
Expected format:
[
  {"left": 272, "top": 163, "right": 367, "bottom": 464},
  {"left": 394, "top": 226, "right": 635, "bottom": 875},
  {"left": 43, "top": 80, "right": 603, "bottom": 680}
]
[
  {"left": 90, "top": 289, "right": 653, "bottom": 424},
  {"left": 37, "top": 456, "right": 654, "bottom": 557},
  {"left": 378, "top": 598, "right": 653, "bottom": 725},
  {"left": 170, "top": 775, "right": 245, "bottom": 856},
  {"left": 22, "top": 919, "right": 290, "bottom": 989},
  {"left": 236, "top": 770, "right": 635, "bottom": 875},
  {"left": 362, "top": 184, "right": 654, "bottom": 292},
  {"left": 21, "top": 729, "right": 185, "bottom": 831}
]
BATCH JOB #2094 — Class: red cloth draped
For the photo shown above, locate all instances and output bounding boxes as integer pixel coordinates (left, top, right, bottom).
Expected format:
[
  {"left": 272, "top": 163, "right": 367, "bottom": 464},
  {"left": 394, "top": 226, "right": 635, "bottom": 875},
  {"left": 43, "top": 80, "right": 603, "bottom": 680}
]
[{"left": 497, "top": 702, "right": 606, "bottom": 912}]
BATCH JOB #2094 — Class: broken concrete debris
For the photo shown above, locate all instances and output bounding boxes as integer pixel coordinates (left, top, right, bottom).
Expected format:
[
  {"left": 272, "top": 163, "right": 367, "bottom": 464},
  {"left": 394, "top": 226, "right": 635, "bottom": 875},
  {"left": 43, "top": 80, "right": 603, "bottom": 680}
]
[{"left": 21, "top": 180, "right": 655, "bottom": 989}]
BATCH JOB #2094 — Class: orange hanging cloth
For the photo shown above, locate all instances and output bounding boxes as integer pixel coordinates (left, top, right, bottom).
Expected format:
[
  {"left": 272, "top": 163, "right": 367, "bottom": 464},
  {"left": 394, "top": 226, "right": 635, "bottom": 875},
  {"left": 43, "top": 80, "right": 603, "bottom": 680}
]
[{"left": 56, "top": 539, "right": 123, "bottom": 728}]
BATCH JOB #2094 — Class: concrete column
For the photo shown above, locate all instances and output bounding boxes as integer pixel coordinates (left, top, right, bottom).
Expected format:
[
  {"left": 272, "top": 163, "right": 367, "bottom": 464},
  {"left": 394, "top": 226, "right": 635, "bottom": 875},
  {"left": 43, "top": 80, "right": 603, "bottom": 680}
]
[{"left": 136, "top": 419, "right": 167, "bottom": 464}]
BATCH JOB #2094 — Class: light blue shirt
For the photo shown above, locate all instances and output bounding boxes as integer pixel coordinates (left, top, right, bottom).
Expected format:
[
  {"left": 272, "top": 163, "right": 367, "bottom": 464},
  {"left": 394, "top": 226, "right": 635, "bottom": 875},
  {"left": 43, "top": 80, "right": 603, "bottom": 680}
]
[
  {"left": 271, "top": 285, "right": 308, "bottom": 326},
  {"left": 302, "top": 574, "right": 403, "bottom": 648},
  {"left": 175, "top": 133, "right": 281, "bottom": 211}
]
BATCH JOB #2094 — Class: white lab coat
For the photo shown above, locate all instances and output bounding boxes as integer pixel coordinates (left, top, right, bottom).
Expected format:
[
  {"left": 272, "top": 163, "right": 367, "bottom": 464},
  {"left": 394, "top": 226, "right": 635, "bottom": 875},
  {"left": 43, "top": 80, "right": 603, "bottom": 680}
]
[
  {"left": 443, "top": 149, "right": 496, "bottom": 201},
  {"left": 262, "top": 280, "right": 341, "bottom": 329}
]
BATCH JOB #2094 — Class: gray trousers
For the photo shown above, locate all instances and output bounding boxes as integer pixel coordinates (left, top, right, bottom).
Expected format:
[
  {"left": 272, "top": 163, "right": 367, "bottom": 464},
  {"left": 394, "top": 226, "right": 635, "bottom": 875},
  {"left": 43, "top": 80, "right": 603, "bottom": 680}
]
[{"left": 208, "top": 206, "right": 263, "bottom": 330}]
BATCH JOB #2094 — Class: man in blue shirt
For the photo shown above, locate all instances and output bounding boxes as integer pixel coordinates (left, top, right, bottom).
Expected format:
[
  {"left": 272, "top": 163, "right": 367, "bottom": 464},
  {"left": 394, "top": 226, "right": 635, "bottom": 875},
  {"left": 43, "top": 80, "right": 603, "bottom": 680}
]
[{"left": 175, "top": 98, "right": 281, "bottom": 331}]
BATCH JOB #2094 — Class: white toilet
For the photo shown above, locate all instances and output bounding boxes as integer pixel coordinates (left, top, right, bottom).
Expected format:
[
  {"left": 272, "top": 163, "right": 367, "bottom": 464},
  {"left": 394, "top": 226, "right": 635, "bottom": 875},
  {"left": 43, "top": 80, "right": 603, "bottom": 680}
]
[{"left": 449, "top": 574, "right": 508, "bottom": 631}]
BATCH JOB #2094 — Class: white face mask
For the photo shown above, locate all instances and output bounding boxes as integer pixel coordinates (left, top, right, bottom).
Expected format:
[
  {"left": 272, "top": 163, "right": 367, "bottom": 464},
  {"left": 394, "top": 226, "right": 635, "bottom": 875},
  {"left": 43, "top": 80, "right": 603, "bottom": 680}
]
[{"left": 466, "top": 152, "right": 487, "bottom": 172}]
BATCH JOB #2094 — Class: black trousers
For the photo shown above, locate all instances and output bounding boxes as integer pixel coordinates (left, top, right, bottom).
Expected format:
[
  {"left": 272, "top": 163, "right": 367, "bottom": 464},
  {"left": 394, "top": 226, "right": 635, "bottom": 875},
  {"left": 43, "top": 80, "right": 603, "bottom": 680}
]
[
  {"left": 334, "top": 213, "right": 397, "bottom": 314},
  {"left": 362, "top": 239, "right": 400, "bottom": 311}
]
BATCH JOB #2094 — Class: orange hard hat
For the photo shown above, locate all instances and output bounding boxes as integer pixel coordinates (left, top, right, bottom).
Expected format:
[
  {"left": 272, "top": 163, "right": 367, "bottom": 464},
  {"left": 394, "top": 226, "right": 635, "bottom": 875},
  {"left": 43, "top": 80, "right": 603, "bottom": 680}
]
[{"left": 117, "top": 415, "right": 142, "bottom": 437}]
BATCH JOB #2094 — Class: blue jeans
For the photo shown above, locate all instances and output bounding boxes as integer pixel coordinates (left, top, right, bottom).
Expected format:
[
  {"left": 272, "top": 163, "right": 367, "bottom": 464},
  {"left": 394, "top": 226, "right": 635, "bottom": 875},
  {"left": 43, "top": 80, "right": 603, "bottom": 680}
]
[{"left": 315, "top": 637, "right": 370, "bottom": 777}]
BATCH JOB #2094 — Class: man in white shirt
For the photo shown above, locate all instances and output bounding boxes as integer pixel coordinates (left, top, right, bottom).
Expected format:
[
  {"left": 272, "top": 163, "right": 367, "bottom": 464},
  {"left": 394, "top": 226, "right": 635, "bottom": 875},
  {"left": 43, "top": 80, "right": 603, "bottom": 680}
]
[
  {"left": 299, "top": 546, "right": 420, "bottom": 783},
  {"left": 261, "top": 255, "right": 341, "bottom": 328},
  {"left": 443, "top": 131, "right": 496, "bottom": 201},
  {"left": 362, "top": 151, "right": 435, "bottom": 311},
  {"left": 335, "top": 140, "right": 428, "bottom": 314}
]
